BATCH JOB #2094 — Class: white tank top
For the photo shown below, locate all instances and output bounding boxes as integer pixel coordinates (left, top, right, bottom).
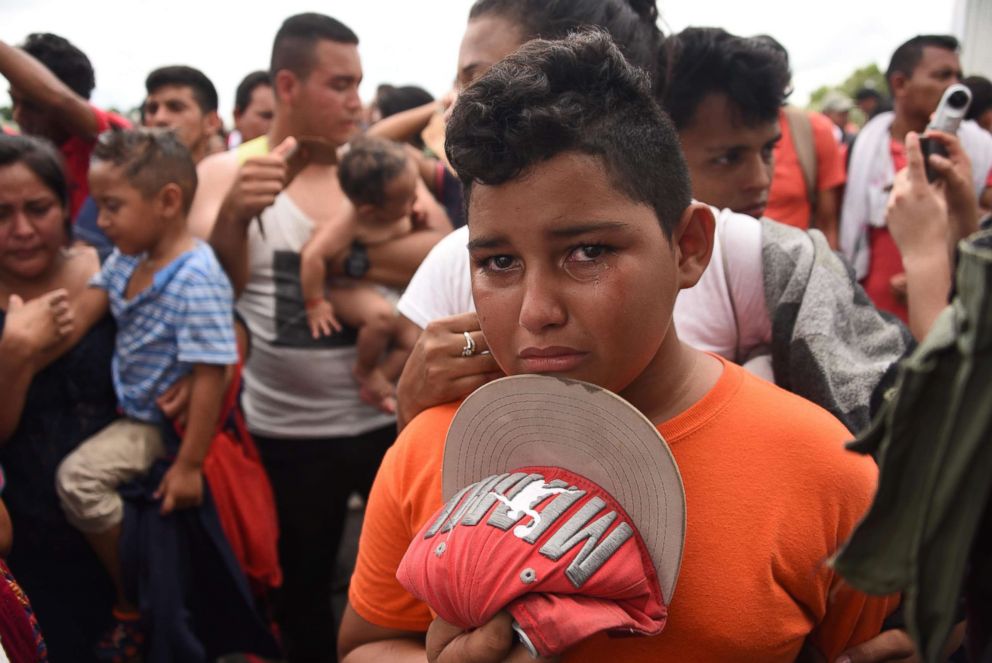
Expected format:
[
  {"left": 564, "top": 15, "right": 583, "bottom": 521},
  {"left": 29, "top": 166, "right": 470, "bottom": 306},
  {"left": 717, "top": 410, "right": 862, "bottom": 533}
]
[{"left": 237, "top": 193, "right": 394, "bottom": 438}]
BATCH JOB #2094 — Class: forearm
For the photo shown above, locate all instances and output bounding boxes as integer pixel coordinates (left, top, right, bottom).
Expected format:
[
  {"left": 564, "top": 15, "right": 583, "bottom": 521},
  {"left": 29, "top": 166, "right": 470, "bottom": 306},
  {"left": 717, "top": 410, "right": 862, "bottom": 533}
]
[
  {"left": 0, "top": 40, "right": 94, "bottom": 137},
  {"left": 812, "top": 188, "right": 840, "bottom": 249},
  {"left": 342, "top": 639, "right": 426, "bottom": 663},
  {"left": 366, "top": 230, "right": 446, "bottom": 289},
  {"left": 903, "top": 249, "right": 952, "bottom": 341},
  {"left": 367, "top": 102, "right": 437, "bottom": 143},
  {"left": 300, "top": 246, "right": 330, "bottom": 303},
  {"left": 175, "top": 364, "right": 227, "bottom": 468},
  {"left": 209, "top": 205, "right": 252, "bottom": 296}
]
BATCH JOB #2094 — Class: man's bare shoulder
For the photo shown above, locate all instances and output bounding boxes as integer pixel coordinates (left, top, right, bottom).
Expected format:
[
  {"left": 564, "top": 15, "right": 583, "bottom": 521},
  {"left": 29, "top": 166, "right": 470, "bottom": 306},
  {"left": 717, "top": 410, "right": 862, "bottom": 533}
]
[
  {"left": 197, "top": 149, "right": 240, "bottom": 185},
  {"left": 188, "top": 150, "right": 240, "bottom": 239}
]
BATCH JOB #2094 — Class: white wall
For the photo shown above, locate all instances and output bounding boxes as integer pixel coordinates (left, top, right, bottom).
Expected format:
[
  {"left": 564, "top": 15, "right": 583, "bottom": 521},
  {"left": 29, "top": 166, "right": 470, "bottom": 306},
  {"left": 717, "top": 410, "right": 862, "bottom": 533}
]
[{"left": 954, "top": 0, "right": 992, "bottom": 78}]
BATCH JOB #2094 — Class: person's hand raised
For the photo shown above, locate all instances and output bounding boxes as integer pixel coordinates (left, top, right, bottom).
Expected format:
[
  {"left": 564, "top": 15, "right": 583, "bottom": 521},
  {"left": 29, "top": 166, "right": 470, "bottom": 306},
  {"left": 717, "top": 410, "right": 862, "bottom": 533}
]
[
  {"left": 920, "top": 129, "right": 979, "bottom": 243},
  {"left": 219, "top": 136, "right": 298, "bottom": 226},
  {"left": 886, "top": 131, "right": 949, "bottom": 264}
]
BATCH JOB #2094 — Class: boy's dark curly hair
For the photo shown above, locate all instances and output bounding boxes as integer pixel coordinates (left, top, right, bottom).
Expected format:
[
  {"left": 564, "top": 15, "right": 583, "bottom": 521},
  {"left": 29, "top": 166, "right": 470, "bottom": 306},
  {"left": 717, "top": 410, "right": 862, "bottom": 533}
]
[
  {"left": 445, "top": 30, "right": 690, "bottom": 236},
  {"left": 661, "top": 27, "right": 791, "bottom": 130}
]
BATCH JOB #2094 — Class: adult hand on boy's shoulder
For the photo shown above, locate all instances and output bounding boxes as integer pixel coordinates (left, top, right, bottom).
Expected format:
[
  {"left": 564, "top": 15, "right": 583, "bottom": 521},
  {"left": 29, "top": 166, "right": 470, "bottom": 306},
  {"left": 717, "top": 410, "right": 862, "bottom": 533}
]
[
  {"left": 395, "top": 312, "right": 503, "bottom": 431},
  {"left": 426, "top": 612, "right": 559, "bottom": 663},
  {"left": 155, "top": 460, "right": 204, "bottom": 515}
]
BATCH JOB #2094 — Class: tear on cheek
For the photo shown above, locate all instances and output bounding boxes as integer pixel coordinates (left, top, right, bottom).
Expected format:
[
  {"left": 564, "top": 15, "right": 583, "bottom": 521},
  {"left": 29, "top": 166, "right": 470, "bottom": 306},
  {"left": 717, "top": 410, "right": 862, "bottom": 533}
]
[{"left": 563, "top": 262, "right": 612, "bottom": 282}]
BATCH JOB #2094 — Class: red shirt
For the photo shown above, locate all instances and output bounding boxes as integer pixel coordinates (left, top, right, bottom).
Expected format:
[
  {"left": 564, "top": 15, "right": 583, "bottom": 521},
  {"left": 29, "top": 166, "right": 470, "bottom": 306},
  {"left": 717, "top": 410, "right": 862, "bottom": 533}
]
[
  {"left": 766, "top": 110, "right": 846, "bottom": 229},
  {"left": 59, "top": 106, "right": 131, "bottom": 220},
  {"left": 862, "top": 142, "right": 992, "bottom": 323}
]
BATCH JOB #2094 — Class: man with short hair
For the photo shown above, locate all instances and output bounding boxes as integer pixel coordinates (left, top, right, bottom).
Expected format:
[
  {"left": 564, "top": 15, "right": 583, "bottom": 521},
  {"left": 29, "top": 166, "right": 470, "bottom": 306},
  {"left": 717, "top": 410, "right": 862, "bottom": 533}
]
[
  {"left": 738, "top": 34, "right": 846, "bottom": 243},
  {"left": 0, "top": 33, "right": 130, "bottom": 221},
  {"left": 189, "top": 13, "right": 448, "bottom": 662},
  {"left": 143, "top": 65, "right": 222, "bottom": 164},
  {"left": 230, "top": 70, "right": 274, "bottom": 148},
  {"left": 661, "top": 27, "right": 789, "bottom": 222},
  {"left": 841, "top": 34, "right": 992, "bottom": 321}
]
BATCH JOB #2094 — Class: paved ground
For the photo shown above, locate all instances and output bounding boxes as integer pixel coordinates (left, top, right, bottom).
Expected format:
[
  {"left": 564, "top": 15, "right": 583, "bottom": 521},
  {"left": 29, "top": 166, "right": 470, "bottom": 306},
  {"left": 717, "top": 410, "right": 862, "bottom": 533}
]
[{"left": 222, "top": 496, "right": 365, "bottom": 663}]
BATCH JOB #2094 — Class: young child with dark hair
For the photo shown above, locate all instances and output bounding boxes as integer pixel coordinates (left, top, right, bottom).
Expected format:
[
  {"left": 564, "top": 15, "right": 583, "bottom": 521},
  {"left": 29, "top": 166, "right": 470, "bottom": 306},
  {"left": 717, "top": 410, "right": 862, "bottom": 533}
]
[
  {"left": 300, "top": 136, "right": 421, "bottom": 412},
  {"left": 53, "top": 128, "right": 237, "bottom": 657}
]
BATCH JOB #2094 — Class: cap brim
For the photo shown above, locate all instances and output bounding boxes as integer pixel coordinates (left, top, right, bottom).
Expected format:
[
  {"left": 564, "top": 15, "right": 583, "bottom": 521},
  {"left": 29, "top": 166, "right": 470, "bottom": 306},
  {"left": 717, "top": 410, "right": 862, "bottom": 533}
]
[{"left": 443, "top": 374, "right": 686, "bottom": 603}]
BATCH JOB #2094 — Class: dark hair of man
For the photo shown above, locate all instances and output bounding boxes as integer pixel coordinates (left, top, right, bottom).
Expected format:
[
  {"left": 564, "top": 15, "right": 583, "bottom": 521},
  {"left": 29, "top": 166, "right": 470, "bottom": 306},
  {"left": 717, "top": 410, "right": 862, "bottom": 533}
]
[
  {"left": 234, "top": 71, "right": 272, "bottom": 114},
  {"left": 20, "top": 33, "right": 95, "bottom": 100},
  {"left": 964, "top": 75, "right": 992, "bottom": 121},
  {"left": 271, "top": 13, "right": 358, "bottom": 82},
  {"left": 660, "top": 27, "right": 791, "bottom": 130},
  {"left": 338, "top": 136, "right": 409, "bottom": 207},
  {"left": 855, "top": 87, "right": 883, "bottom": 102},
  {"left": 145, "top": 65, "right": 219, "bottom": 113},
  {"left": 885, "top": 35, "right": 959, "bottom": 87},
  {"left": 0, "top": 132, "right": 71, "bottom": 222},
  {"left": 445, "top": 30, "right": 690, "bottom": 237},
  {"left": 468, "top": 0, "right": 667, "bottom": 95},
  {"left": 375, "top": 85, "right": 435, "bottom": 119},
  {"left": 92, "top": 128, "right": 198, "bottom": 213}
]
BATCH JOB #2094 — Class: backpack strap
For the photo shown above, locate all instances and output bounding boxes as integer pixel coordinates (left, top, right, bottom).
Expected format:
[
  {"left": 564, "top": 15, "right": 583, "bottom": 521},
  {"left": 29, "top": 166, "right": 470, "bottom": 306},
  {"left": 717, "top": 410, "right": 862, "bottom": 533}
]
[{"left": 783, "top": 106, "right": 818, "bottom": 214}]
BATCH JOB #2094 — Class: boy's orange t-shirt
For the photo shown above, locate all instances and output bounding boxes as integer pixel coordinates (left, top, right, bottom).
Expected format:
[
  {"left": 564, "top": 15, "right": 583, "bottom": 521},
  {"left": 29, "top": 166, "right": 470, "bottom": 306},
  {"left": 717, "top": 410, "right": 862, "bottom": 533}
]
[{"left": 349, "top": 358, "right": 897, "bottom": 662}]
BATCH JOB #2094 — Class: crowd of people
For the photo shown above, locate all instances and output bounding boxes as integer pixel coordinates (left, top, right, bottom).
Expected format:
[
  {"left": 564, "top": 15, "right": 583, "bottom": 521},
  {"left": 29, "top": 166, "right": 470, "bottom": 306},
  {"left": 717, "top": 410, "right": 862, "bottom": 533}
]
[{"left": 0, "top": 1, "right": 990, "bottom": 662}]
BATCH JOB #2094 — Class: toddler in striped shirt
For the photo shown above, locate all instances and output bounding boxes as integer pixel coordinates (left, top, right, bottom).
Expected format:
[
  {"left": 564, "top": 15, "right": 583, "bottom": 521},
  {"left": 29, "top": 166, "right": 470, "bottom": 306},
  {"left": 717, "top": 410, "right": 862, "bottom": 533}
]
[{"left": 52, "top": 128, "right": 237, "bottom": 656}]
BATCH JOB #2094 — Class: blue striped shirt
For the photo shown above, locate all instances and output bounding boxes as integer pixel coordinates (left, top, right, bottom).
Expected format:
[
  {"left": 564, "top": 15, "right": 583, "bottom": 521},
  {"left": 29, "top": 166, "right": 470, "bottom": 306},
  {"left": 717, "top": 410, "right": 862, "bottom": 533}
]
[{"left": 90, "top": 241, "right": 238, "bottom": 423}]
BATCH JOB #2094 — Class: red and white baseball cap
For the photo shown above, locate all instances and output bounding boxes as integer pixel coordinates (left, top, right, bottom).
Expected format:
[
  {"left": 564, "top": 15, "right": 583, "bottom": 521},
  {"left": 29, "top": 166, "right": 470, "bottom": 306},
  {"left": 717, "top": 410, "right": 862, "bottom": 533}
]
[{"left": 396, "top": 374, "right": 686, "bottom": 657}]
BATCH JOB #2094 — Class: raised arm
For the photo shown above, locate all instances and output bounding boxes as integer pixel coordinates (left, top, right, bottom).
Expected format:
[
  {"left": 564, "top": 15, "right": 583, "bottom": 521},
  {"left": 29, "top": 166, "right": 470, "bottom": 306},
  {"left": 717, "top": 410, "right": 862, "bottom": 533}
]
[
  {"left": 887, "top": 131, "right": 975, "bottom": 341},
  {"left": 0, "top": 40, "right": 99, "bottom": 138},
  {"left": 208, "top": 137, "right": 296, "bottom": 295},
  {"left": 367, "top": 100, "right": 442, "bottom": 145}
]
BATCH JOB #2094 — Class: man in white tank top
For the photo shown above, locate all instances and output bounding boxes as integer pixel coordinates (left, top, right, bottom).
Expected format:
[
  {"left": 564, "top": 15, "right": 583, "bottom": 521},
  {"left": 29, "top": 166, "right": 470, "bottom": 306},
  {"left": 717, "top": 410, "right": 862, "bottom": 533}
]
[{"left": 186, "top": 13, "right": 450, "bottom": 662}]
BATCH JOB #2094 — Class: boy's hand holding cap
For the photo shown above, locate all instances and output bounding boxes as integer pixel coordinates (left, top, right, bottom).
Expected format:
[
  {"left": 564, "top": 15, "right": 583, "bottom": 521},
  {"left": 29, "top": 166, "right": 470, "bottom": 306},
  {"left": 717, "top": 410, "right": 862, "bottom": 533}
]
[{"left": 397, "top": 374, "right": 686, "bottom": 658}]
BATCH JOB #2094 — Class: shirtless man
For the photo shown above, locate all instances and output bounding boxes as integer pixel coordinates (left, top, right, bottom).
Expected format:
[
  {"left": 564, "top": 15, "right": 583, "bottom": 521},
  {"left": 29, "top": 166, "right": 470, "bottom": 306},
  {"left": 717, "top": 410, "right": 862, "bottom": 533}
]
[{"left": 187, "top": 13, "right": 449, "bottom": 662}]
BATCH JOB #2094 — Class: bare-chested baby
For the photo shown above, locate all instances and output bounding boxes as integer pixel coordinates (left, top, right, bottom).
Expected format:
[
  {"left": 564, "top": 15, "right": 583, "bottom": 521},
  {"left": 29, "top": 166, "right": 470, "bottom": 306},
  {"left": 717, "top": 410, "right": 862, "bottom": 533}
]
[{"left": 300, "top": 136, "right": 421, "bottom": 412}]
